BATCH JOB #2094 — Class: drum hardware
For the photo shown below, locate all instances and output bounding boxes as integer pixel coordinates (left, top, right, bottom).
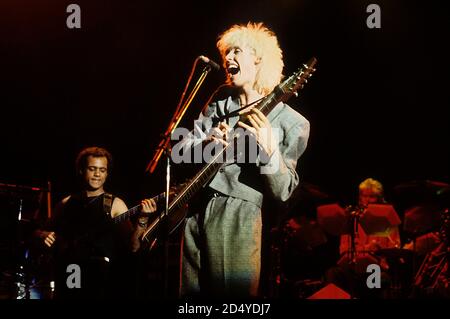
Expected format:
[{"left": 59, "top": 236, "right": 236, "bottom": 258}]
[
  {"left": 0, "top": 181, "right": 53, "bottom": 299},
  {"left": 412, "top": 208, "right": 449, "bottom": 296}
]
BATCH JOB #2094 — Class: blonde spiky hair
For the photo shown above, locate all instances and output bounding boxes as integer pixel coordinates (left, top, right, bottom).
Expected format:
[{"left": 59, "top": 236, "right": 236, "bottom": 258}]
[
  {"left": 216, "top": 22, "right": 284, "bottom": 96},
  {"left": 359, "top": 178, "right": 384, "bottom": 197}
]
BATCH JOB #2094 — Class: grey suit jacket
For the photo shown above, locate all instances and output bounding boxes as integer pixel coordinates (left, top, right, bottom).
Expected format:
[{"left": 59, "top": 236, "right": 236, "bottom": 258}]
[{"left": 174, "top": 89, "right": 310, "bottom": 208}]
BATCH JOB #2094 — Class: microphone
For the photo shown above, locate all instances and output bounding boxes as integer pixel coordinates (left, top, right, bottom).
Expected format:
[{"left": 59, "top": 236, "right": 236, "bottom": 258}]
[{"left": 199, "top": 55, "right": 220, "bottom": 71}]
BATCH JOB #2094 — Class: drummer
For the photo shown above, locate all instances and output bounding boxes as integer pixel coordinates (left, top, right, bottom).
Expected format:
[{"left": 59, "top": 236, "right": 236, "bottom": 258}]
[
  {"left": 326, "top": 178, "right": 401, "bottom": 297},
  {"left": 339, "top": 178, "right": 401, "bottom": 257}
]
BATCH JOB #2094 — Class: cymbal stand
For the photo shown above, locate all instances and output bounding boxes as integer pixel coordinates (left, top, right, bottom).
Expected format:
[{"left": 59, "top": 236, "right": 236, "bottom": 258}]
[
  {"left": 15, "top": 198, "right": 31, "bottom": 299},
  {"left": 348, "top": 206, "right": 364, "bottom": 266},
  {"left": 347, "top": 205, "right": 364, "bottom": 299}
]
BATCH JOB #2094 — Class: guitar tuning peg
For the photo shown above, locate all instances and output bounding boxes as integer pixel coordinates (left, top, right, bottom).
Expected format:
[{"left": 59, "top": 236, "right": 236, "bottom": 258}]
[
  {"left": 308, "top": 73, "right": 313, "bottom": 78},
  {"left": 303, "top": 64, "right": 307, "bottom": 68},
  {"left": 304, "top": 79, "right": 308, "bottom": 83},
  {"left": 293, "top": 92, "right": 298, "bottom": 97}
]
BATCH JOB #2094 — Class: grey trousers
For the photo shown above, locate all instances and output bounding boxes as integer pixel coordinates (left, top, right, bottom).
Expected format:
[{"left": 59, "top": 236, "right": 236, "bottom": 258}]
[{"left": 180, "top": 195, "right": 262, "bottom": 297}]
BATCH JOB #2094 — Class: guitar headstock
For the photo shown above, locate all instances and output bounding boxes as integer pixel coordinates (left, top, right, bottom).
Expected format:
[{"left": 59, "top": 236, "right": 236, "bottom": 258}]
[{"left": 280, "top": 57, "right": 317, "bottom": 99}]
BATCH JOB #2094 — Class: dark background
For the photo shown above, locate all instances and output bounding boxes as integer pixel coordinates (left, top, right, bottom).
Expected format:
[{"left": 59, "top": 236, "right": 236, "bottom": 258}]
[{"left": 1, "top": 0, "right": 448, "bottom": 210}]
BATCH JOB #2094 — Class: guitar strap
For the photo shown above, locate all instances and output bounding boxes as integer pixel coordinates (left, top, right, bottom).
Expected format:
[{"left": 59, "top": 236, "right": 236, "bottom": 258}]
[{"left": 103, "top": 193, "right": 113, "bottom": 217}]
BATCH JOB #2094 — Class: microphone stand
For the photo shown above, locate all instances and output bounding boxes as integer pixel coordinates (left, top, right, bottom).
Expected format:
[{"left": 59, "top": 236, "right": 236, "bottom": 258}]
[{"left": 145, "top": 57, "right": 214, "bottom": 297}]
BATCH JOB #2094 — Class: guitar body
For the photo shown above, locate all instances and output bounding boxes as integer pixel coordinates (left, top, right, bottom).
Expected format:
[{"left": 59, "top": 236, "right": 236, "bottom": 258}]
[{"left": 140, "top": 204, "right": 189, "bottom": 251}]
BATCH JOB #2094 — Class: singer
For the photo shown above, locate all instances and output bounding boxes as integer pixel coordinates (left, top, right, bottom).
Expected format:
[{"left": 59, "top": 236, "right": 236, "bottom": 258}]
[{"left": 178, "top": 22, "right": 310, "bottom": 297}]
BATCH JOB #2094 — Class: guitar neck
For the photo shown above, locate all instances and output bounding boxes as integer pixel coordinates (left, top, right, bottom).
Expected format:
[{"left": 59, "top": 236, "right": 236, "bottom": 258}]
[{"left": 112, "top": 192, "right": 165, "bottom": 224}]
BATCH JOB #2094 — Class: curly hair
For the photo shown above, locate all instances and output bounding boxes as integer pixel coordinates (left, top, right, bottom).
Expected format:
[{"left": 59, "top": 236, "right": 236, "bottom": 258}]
[
  {"left": 216, "top": 22, "right": 284, "bottom": 95},
  {"left": 75, "top": 146, "right": 113, "bottom": 174}
]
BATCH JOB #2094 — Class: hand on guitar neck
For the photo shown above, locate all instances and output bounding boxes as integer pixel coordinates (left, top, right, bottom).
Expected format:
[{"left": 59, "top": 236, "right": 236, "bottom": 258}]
[
  {"left": 35, "top": 230, "right": 56, "bottom": 248},
  {"left": 137, "top": 198, "right": 158, "bottom": 226}
]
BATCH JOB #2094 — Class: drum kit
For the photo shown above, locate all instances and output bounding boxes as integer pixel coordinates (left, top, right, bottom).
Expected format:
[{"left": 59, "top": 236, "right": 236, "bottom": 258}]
[
  {"left": 0, "top": 182, "right": 54, "bottom": 299},
  {"left": 271, "top": 179, "right": 450, "bottom": 298}
]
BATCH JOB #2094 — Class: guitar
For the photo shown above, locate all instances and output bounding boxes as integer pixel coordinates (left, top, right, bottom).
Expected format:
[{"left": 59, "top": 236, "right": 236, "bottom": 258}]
[
  {"left": 141, "top": 57, "right": 318, "bottom": 249},
  {"left": 54, "top": 192, "right": 167, "bottom": 257}
]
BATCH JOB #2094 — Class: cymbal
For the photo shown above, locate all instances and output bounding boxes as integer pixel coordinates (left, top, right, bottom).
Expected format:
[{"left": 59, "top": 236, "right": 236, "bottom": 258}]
[
  {"left": 394, "top": 180, "right": 449, "bottom": 192},
  {"left": 403, "top": 205, "right": 442, "bottom": 235},
  {"left": 394, "top": 180, "right": 449, "bottom": 200},
  {"left": 290, "top": 182, "right": 331, "bottom": 204},
  {"left": 393, "top": 180, "right": 449, "bottom": 211},
  {"left": 0, "top": 182, "right": 44, "bottom": 192}
]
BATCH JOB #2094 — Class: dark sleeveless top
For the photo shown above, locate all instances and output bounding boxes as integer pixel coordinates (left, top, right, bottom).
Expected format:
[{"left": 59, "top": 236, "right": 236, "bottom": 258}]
[{"left": 52, "top": 192, "right": 116, "bottom": 262}]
